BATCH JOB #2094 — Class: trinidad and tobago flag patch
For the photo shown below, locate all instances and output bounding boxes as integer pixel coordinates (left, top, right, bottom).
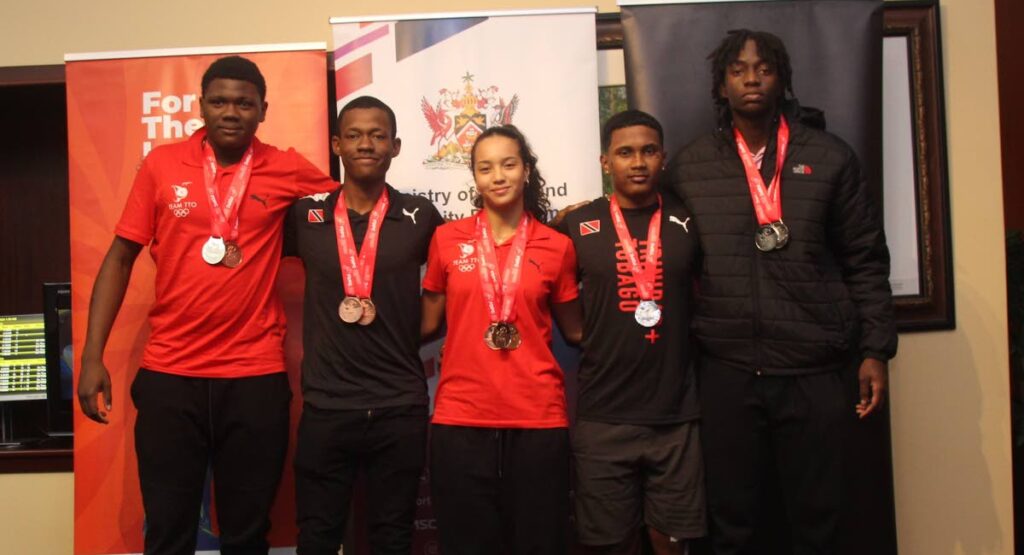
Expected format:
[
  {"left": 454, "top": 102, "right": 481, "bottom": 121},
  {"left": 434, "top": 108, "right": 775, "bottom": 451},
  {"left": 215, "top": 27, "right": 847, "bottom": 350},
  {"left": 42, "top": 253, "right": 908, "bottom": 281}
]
[
  {"left": 307, "top": 209, "right": 325, "bottom": 223},
  {"left": 792, "top": 164, "right": 813, "bottom": 175},
  {"left": 579, "top": 220, "right": 601, "bottom": 236}
]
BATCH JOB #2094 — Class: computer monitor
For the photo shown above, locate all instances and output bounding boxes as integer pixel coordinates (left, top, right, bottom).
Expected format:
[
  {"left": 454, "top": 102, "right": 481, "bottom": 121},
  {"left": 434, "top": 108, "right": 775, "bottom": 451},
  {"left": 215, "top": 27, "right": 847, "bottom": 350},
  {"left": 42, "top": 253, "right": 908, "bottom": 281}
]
[
  {"left": 43, "top": 282, "right": 73, "bottom": 436},
  {"left": 0, "top": 312, "right": 47, "bottom": 445},
  {"left": 0, "top": 313, "right": 47, "bottom": 402}
]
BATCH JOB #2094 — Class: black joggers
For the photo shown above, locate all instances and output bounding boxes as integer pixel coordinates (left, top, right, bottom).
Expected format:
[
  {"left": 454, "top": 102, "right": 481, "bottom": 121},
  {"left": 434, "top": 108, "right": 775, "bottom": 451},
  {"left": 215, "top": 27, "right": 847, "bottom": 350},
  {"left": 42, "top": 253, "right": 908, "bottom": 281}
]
[
  {"left": 698, "top": 358, "right": 853, "bottom": 555},
  {"left": 293, "top": 404, "right": 428, "bottom": 555},
  {"left": 430, "top": 424, "right": 570, "bottom": 555},
  {"left": 131, "top": 368, "right": 291, "bottom": 555}
]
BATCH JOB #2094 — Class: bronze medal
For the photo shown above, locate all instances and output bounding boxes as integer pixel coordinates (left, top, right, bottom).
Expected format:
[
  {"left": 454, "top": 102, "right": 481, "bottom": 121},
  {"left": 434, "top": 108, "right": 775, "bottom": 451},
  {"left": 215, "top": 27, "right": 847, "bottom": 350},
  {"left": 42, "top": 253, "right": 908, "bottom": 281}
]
[
  {"left": 484, "top": 323, "right": 499, "bottom": 350},
  {"left": 505, "top": 323, "right": 521, "bottom": 350},
  {"left": 486, "top": 321, "right": 519, "bottom": 351},
  {"left": 221, "top": 241, "right": 243, "bottom": 268},
  {"left": 338, "top": 296, "right": 364, "bottom": 323},
  {"left": 492, "top": 322, "right": 513, "bottom": 350},
  {"left": 357, "top": 298, "right": 376, "bottom": 326}
]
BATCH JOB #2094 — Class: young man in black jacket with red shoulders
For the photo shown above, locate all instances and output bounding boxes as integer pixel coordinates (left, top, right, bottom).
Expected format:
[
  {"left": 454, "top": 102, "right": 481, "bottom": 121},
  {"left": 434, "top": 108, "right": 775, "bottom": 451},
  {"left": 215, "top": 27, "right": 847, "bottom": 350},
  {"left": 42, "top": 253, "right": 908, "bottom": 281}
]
[{"left": 668, "top": 29, "right": 898, "bottom": 555}]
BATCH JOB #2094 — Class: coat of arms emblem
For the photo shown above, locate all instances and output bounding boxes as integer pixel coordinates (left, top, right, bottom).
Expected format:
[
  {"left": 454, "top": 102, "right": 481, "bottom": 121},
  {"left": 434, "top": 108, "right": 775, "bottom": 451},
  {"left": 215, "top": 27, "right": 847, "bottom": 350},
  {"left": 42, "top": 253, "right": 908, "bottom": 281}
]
[{"left": 420, "top": 72, "right": 519, "bottom": 169}]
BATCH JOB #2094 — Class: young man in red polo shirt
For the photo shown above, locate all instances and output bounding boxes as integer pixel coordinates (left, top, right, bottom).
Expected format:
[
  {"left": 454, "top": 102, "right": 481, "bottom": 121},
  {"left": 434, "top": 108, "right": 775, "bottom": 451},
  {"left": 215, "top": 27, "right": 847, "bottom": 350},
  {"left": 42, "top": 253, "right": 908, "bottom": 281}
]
[{"left": 78, "top": 56, "right": 335, "bottom": 555}]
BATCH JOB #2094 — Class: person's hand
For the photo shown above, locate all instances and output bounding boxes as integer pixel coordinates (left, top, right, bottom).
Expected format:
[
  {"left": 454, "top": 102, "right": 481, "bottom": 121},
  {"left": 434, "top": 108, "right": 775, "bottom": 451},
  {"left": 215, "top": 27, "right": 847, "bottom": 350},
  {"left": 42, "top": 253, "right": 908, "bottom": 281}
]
[
  {"left": 78, "top": 357, "right": 113, "bottom": 424},
  {"left": 549, "top": 200, "right": 592, "bottom": 228},
  {"left": 856, "top": 358, "right": 888, "bottom": 419}
]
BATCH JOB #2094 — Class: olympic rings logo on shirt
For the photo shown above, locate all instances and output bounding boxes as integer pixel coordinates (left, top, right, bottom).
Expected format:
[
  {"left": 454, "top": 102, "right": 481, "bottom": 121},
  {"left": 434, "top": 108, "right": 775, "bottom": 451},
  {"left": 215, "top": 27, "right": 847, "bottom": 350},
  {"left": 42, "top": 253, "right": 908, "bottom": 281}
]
[
  {"left": 167, "top": 200, "right": 197, "bottom": 218},
  {"left": 457, "top": 263, "right": 476, "bottom": 272}
]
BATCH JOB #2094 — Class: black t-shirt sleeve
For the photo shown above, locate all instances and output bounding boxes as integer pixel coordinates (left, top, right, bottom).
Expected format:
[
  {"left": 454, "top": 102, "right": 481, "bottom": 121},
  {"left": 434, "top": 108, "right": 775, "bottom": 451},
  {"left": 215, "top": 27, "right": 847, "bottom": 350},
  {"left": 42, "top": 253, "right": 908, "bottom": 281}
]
[
  {"left": 428, "top": 202, "right": 444, "bottom": 232},
  {"left": 554, "top": 211, "right": 572, "bottom": 237},
  {"left": 282, "top": 202, "right": 299, "bottom": 258},
  {"left": 422, "top": 202, "right": 445, "bottom": 264}
]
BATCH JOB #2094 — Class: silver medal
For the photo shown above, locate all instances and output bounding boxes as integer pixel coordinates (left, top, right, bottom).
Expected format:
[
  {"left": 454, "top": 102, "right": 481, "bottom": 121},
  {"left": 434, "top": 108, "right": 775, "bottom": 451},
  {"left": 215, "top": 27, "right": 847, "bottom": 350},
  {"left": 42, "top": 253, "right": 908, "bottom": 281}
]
[
  {"left": 634, "top": 300, "right": 662, "bottom": 328},
  {"left": 771, "top": 221, "right": 790, "bottom": 249},
  {"left": 202, "top": 236, "right": 227, "bottom": 265},
  {"left": 754, "top": 225, "right": 779, "bottom": 252}
]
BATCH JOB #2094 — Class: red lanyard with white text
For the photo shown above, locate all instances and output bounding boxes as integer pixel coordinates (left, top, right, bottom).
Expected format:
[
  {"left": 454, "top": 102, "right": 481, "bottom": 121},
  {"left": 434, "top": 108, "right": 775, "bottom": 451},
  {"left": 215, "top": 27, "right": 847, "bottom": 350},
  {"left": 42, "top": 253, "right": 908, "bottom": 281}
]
[
  {"left": 334, "top": 188, "right": 390, "bottom": 299},
  {"left": 609, "top": 194, "right": 662, "bottom": 302},
  {"left": 475, "top": 212, "right": 529, "bottom": 325},
  {"left": 201, "top": 142, "right": 253, "bottom": 242},
  {"left": 734, "top": 116, "right": 790, "bottom": 226}
]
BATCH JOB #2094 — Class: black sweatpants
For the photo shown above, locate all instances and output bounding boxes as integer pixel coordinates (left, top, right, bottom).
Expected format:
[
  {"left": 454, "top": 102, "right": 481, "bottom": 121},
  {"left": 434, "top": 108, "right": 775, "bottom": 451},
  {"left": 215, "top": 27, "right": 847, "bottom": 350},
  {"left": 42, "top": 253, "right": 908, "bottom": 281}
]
[
  {"left": 430, "top": 424, "right": 570, "bottom": 555},
  {"left": 698, "top": 358, "right": 852, "bottom": 555},
  {"left": 131, "top": 368, "right": 291, "bottom": 555},
  {"left": 293, "top": 404, "right": 428, "bottom": 555}
]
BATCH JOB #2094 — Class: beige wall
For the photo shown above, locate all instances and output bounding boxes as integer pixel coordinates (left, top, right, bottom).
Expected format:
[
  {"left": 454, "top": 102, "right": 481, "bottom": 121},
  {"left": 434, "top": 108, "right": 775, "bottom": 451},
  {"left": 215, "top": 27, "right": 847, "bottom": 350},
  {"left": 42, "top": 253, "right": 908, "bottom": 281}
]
[
  {"left": 0, "top": 0, "right": 1012, "bottom": 554},
  {"left": 888, "top": 1, "right": 1014, "bottom": 553},
  {"left": 0, "top": 472, "right": 74, "bottom": 551}
]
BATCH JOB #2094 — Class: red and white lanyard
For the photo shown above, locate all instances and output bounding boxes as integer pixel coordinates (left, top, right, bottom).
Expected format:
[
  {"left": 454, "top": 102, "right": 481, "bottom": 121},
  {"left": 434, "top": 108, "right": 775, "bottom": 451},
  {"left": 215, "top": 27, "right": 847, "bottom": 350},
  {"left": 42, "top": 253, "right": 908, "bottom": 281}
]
[
  {"left": 734, "top": 116, "right": 790, "bottom": 225},
  {"left": 201, "top": 142, "right": 253, "bottom": 242},
  {"left": 475, "top": 212, "right": 530, "bottom": 324},
  {"left": 334, "top": 189, "right": 390, "bottom": 298},
  {"left": 609, "top": 194, "right": 662, "bottom": 302}
]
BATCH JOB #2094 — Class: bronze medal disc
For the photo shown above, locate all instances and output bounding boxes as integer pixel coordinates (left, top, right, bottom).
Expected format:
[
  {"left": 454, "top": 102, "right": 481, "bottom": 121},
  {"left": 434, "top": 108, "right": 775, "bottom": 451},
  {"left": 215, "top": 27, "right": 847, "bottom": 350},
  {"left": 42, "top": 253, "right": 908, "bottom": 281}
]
[
  {"left": 357, "top": 298, "right": 376, "bottom": 326},
  {"left": 221, "top": 241, "right": 243, "bottom": 268},
  {"left": 505, "top": 323, "right": 521, "bottom": 350},
  {"left": 491, "top": 322, "right": 513, "bottom": 350},
  {"left": 484, "top": 323, "right": 499, "bottom": 350},
  {"left": 338, "top": 296, "right": 364, "bottom": 323}
]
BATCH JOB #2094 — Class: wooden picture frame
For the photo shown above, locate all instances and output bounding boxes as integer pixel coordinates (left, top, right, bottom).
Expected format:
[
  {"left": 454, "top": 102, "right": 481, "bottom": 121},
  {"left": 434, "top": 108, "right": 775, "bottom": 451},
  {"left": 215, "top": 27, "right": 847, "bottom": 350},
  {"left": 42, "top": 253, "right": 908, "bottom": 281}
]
[{"left": 883, "top": 1, "right": 955, "bottom": 331}]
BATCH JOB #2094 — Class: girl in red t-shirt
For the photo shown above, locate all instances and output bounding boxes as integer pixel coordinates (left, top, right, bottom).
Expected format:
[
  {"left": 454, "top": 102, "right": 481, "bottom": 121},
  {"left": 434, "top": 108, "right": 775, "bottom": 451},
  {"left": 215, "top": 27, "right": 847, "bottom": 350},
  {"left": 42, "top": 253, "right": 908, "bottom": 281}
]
[{"left": 422, "top": 125, "right": 582, "bottom": 554}]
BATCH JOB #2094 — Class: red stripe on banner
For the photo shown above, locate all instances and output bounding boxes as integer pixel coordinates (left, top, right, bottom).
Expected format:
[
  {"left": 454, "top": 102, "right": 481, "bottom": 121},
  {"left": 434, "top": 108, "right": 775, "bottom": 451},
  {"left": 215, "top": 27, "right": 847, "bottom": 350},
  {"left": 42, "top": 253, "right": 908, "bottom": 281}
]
[
  {"left": 335, "top": 54, "right": 373, "bottom": 99},
  {"left": 333, "top": 25, "right": 389, "bottom": 59}
]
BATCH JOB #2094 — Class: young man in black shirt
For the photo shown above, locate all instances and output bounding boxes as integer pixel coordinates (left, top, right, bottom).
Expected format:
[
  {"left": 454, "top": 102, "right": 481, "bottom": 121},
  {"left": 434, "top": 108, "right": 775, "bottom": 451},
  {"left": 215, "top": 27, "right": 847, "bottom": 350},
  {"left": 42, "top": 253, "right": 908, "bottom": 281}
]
[
  {"left": 558, "top": 110, "right": 705, "bottom": 554},
  {"left": 668, "top": 30, "right": 897, "bottom": 554},
  {"left": 284, "top": 95, "right": 443, "bottom": 555}
]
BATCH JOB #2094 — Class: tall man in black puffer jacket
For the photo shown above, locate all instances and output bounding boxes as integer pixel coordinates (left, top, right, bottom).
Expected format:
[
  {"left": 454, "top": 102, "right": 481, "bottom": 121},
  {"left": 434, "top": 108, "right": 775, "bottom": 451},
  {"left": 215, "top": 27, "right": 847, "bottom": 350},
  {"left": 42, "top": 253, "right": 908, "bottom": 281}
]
[{"left": 667, "top": 29, "right": 898, "bottom": 555}]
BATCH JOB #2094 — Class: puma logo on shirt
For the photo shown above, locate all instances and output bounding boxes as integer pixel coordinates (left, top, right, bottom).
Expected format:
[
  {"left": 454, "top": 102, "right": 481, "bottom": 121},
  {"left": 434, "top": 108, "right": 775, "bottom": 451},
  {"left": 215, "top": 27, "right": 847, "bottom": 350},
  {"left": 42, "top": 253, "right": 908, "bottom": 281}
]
[
  {"left": 250, "top": 194, "right": 268, "bottom": 208},
  {"left": 669, "top": 216, "right": 690, "bottom": 233},
  {"left": 403, "top": 207, "right": 420, "bottom": 224}
]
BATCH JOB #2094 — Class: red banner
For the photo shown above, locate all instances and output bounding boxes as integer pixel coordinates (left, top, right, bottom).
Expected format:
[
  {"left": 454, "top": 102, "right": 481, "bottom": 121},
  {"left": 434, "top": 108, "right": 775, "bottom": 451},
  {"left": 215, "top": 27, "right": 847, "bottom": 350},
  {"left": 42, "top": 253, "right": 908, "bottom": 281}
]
[{"left": 66, "top": 45, "right": 328, "bottom": 554}]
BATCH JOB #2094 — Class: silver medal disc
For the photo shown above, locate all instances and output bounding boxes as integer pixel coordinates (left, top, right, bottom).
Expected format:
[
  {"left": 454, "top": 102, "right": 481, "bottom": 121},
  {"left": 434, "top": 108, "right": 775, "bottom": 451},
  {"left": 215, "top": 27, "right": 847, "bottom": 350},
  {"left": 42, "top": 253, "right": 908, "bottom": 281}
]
[
  {"left": 634, "top": 300, "right": 662, "bottom": 328},
  {"left": 771, "top": 221, "right": 790, "bottom": 249},
  {"left": 202, "top": 236, "right": 227, "bottom": 265},
  {"left": 754, "top": 225, "right": 778, "bottom": 252}
]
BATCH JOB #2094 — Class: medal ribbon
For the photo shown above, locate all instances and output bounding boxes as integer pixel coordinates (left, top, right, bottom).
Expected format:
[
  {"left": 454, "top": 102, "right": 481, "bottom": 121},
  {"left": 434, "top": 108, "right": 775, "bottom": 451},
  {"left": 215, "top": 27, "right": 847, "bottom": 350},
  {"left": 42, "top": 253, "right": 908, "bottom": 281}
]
[
  {"left": 334, "top": 188, "right": 390, "bottom": 298},
  {"left": 734, "top": 116, "right": 790, "bottom": 225},
  {"left": 202, "top": 142, "right": 254, "bottom": 242},
  {"left": 609, "top": 194, "right": 662, "bottom": 302},
  {"left": 475, "top": 212, "right": 530, "bottom": 324}
]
